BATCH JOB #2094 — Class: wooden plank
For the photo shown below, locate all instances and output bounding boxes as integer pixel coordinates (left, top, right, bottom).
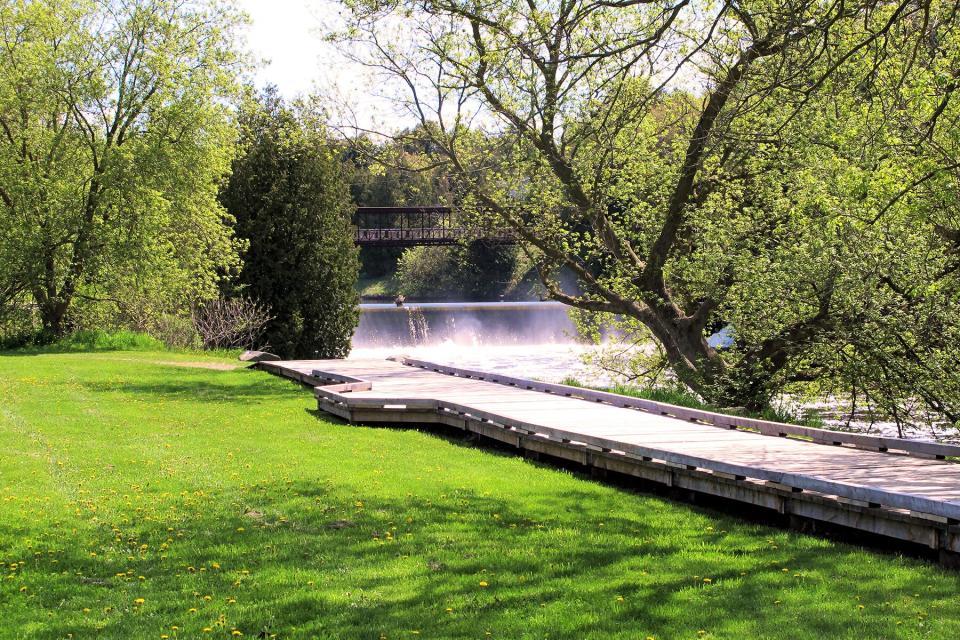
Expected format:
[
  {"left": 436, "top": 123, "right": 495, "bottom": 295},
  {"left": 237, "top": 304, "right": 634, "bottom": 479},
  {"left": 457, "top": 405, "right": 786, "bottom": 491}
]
[{"left": 394, "top": 357, "right": 960, "bottom": 459}]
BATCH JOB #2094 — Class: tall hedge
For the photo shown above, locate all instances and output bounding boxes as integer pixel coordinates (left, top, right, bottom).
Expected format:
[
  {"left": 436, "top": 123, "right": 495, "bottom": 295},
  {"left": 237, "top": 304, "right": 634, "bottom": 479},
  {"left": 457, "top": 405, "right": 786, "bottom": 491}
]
[{"left": 221, "top": 89, "right": 359, "bottom": 359}]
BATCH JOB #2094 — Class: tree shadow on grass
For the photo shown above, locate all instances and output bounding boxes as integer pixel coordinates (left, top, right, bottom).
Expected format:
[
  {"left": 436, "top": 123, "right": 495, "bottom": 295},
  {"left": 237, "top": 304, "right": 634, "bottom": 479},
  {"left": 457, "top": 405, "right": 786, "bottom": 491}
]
[
  {"left": 10, "top": 475, "right": 960, "bottom": 640},
  {"left": 75, "top": 368, "right": 304, "bottom": 405}
]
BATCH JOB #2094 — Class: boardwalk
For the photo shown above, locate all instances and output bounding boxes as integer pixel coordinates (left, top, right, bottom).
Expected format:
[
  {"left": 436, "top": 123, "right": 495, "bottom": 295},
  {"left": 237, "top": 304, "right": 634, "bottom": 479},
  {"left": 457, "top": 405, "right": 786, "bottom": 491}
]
[{"left": 258, "top": 356, "right": 960, "bottom": 563}]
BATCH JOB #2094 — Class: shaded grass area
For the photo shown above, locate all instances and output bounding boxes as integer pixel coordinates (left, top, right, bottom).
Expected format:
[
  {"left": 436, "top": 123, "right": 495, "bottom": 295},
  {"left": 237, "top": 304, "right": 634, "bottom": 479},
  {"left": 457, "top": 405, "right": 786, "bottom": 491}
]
[
  {"left": 1, "top": 352, "right": 959, "bottom": 639},
  {"left": 0, "top": 329, "right": 167, "bottom": 353}
]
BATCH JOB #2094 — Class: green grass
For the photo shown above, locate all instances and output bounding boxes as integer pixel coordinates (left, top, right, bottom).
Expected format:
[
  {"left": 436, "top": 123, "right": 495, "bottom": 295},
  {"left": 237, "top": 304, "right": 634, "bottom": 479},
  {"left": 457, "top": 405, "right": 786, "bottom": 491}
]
[
  {"left": 2, "top": 351, "right": 959, "bottom": 639},
  {"left": 357, "top": 274, "right": 400, "bottom": 299}
]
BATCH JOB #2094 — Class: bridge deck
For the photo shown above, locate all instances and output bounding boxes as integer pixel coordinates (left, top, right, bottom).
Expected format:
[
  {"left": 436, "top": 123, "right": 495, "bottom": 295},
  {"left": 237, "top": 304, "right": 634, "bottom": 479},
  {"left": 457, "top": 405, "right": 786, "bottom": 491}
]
[{"left": 258, "top": 356, "right": 960, "bottom": 559}]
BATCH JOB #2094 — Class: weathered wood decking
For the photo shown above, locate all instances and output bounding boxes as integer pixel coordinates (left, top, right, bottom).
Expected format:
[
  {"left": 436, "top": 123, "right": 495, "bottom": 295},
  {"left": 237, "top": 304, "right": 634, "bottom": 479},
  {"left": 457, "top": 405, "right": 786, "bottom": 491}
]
[{"left": 258, "top": 356, "right": 960, "bottom": 562}]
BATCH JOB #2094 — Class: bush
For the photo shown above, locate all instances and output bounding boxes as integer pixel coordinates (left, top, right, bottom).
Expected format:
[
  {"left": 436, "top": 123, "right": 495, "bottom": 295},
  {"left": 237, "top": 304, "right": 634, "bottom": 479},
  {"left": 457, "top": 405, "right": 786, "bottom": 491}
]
[{"left": 191, "top": 297, "right": 272, "bottom": 350}]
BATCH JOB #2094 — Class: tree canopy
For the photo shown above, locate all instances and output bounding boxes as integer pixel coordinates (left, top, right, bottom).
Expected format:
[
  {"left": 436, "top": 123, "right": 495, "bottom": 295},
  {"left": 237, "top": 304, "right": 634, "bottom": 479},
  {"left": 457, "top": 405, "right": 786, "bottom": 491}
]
[
  {"left": 0, "top": 0, "right": 246, "bottom": 337},
  {"left": 338, "top": 0, "right": 960, "bottom": 423},
  {"left": 220, "top": 89, "right": 360, "bottom": 359}
]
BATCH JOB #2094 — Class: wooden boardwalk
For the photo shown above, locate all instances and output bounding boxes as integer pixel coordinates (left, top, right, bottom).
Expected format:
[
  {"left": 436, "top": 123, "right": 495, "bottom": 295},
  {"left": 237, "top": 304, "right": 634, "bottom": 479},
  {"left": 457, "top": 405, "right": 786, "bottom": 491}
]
[{"left": 258, "top": 356, "right": 960, "bottom": 562}]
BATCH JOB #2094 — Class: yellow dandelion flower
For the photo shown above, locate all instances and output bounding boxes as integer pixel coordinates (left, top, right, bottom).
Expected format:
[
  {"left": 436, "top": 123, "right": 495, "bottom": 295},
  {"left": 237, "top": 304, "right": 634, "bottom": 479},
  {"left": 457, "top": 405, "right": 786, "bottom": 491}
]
[
  {"left": 82, "top": 608, "right": 91, "bottom": 614},
  {"left": 703, "top": 578, "right": 712, "bottom": 584},
  {"left": 211, "top": 562, "right": 221, "bottom": 570},
  {"left": 134, "top": 598, "right": 145, "bottom": 605},
  {"left": 19, "top": 586, "right": 27, "bottom": 592},
  {"left": 231, "top": 630, "right": 243, "bottom": 637},
  {"left": 479, "top": 581, "right": 488, "bottom": 587},
  {"left": 202, "top": 629, "right": 212, "bottom": 634},
  {"left": 236, "top": 527, "right": 245, "bottom": 532},
  {"left": 189, "top": 608, "right": 198, "bottom": 613},
  {"left": 616, "top": 595, "right": 625, "bottom": 602},
  {"left": 445, "top": 607, "right": 453, "bottom": 613},
  {"left": 203, "top": 595, "right": 212, "bottom": 601}
]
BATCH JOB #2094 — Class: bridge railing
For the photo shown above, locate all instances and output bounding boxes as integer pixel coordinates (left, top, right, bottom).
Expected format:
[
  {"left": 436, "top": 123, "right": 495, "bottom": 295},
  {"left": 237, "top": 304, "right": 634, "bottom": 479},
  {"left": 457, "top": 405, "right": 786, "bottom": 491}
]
[{"left": 353, "top": 206, "right": 517, "bottom": 246}]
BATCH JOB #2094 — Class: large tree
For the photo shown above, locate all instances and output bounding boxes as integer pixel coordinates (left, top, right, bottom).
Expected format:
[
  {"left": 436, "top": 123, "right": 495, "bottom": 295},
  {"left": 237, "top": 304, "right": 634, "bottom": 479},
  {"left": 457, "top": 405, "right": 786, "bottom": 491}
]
[
  {"left": 0, "top": 0, "right": 245, "bottom": 337},
  {"left": 220, "top": 89, "right": 360, "bottom": 359},
  {"left": 338, "top": 0, "right": 960, "bottom": 421}
]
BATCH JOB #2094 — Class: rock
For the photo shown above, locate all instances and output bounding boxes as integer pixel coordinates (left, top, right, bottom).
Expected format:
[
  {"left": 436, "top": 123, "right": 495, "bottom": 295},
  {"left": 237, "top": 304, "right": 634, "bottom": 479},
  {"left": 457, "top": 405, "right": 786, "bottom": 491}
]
[{"left": 239, "top": 350, "right": 280, "bottom": 362}]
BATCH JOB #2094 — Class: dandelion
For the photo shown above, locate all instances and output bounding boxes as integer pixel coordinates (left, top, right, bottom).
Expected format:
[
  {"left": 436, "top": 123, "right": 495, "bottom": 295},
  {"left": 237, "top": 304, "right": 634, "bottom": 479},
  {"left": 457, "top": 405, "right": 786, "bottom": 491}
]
[
  {"left": 236, "top": 527, "right": 245, "bottom": 533},
  {"left": 82, "top": 608, "right": 91, "bottom": 614},
  {"left": 203, "top": 595, "right": 212, "bottom": 601},
  {"left": 616, "top": 595, "right": 625, "bottom": 602},
  {"left": 479, "top": 581, "right": 489, "bottom": 587},
  {"left": 703, "top": 578, "right": 712, "bottom": 584},
  {"left": 231, "top": 630, "right": 243, "bottom": 637},
  {"left": 202, "top": 629, "right": 212, "bottom": 634},
  {"left": 19, "top": 586, "right": 27, "bottom": 592},
  {"left": 445, "top": 607, "right": 453, "bottom": 613},
  {"left": 211, "top": 562, "right": 221, "bottom": 570},
  {"left": 134, "top": 598, "right": 145, "bottom": 605},
  {"left": 188, "top": 608, "right": 198, "bottom": 614}
]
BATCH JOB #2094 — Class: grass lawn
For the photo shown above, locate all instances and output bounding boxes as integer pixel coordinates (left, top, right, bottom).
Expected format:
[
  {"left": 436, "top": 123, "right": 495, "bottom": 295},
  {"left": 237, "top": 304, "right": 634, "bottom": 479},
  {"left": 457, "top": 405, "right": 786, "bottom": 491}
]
[
  {"left": 2, "top": 349, "right": 960, "bottom": 639},
  {"left": 357, "top": 275, "right": 400, "bottom": 299}
]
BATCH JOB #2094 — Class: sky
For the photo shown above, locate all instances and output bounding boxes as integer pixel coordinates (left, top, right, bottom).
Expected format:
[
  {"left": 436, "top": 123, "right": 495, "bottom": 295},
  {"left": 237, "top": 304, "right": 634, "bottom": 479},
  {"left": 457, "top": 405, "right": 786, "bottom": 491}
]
[{"left": 235, "top": 0, "right": 407, "bottom": 131}]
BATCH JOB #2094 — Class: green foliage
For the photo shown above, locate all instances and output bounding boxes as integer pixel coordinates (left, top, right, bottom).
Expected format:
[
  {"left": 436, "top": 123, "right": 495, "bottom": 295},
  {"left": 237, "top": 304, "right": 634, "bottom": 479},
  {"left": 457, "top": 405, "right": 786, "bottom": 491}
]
[
  {"left": 397, "top": 242, "right": 519, "bottom": 299},
  {"left": 221, "top": 89, "right": 359, "bottom": 359},
  {"left": 0, "top": 0, "right": 246, "bottom": 337},
  {"left": 3, "top": 351, "right": 960, "bottom": 638}
]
